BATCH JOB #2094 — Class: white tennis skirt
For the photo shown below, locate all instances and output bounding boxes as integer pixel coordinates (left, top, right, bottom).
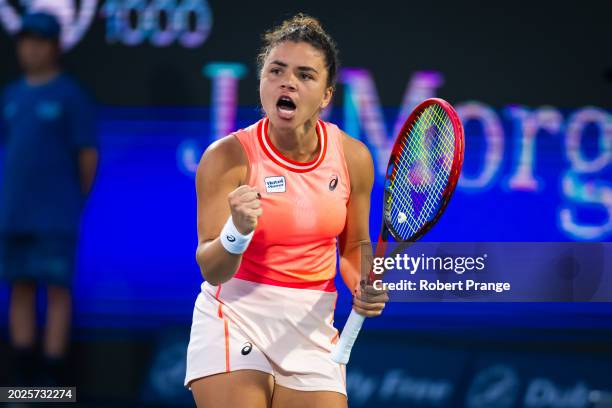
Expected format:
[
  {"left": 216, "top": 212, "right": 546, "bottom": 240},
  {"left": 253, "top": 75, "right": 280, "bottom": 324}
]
[{"left": 185, "top": 277, "right": 347, "bottom": 395}]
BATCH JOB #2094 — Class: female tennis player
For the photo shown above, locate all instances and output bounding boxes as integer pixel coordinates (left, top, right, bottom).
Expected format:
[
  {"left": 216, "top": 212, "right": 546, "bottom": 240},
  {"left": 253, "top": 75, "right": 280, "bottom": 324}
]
[{"left": 185, "top": 14, "right": 389, "bottom": 407}]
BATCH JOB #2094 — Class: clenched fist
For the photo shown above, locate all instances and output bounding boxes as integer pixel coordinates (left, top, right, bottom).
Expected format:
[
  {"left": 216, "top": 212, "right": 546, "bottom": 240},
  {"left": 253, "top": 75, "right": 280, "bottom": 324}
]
[{"left": 228, "top": 185, "right": 262, "bottom": 235}]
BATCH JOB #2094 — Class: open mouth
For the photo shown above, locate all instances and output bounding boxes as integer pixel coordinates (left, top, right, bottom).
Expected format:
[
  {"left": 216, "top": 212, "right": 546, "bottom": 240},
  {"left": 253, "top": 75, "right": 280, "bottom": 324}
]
[{"left": 276, "top": 96, "right": 297, "bottom": 119}]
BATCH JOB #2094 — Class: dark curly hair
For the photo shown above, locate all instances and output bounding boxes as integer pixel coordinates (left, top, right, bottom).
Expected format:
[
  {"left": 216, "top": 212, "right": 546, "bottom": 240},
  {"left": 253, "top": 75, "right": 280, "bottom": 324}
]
[{"left": 257, "top": 14, "right": 340, "bottom": 89}]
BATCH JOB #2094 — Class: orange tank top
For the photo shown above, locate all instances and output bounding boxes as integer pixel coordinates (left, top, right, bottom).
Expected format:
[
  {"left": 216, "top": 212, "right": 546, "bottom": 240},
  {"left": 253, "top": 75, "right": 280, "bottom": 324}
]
[{"left": 233, "top": 118, "right": 350, "bottom": 292}]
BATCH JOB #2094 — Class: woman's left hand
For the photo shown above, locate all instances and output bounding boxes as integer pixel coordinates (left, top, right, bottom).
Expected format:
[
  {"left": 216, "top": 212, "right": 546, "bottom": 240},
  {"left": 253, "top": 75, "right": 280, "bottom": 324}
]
[{"left": 352, "top": 280, "right": 389, "bottom": 317}]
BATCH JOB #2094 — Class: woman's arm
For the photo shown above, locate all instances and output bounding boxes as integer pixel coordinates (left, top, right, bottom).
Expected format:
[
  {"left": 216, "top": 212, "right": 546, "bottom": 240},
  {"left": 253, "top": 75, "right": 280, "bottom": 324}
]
[
  {"left": 339, "top": 133, "right": 389, "bottom": 317},
  {"left": 194, "top": 135, "right": 261, "bottom": 285}
]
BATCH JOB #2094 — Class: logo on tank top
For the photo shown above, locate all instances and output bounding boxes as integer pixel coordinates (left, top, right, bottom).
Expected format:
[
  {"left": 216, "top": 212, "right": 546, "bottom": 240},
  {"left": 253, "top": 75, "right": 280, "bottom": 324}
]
[
  {"left": 241, "top": 342, "right": 253, "bottom": 355},
  {"left": 264, "top": 176, "right": 286, "bottom": 193},
  {"left": 329, "top": 174, "right": 339, "bottom": 191}
]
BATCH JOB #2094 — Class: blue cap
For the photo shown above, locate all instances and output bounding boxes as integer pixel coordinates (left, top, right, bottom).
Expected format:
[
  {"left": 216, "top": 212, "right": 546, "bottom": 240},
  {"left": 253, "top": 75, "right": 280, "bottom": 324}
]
[{"left": 18, "top": 12, "right": 61, "bottom": 40}]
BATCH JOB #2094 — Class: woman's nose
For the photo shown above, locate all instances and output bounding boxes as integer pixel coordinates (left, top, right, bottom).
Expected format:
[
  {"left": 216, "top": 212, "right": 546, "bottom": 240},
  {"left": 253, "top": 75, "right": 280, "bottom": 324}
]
[{"left": 280, "top": 75, "right": 297, "bottom": 91}]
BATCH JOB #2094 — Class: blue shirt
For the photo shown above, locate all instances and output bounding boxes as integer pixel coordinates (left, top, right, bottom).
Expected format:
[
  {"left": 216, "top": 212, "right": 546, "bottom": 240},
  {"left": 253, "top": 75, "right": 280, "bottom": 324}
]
[{"left": 0, "top": 73, "right": 97, "bottom": 234}]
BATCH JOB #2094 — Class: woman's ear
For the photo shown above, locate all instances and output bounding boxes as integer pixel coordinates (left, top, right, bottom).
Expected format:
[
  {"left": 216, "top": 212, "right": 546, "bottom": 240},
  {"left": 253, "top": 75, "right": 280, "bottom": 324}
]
[{"left": 321, "top": 86, "right": 333, "bottom": 109}]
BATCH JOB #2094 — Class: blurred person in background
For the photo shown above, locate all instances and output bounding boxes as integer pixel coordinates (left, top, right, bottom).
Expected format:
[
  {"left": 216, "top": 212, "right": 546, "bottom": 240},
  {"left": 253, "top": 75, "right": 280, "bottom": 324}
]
[{"left": 0, "top": 12, "right": 98, "bottom": 386}]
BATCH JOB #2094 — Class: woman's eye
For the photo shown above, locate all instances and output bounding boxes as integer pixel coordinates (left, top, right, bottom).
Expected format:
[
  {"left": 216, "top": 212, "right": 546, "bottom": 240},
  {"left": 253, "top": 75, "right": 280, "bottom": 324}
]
[
  {"left": 270, "top": 68, "right": 281, "bottom": 75},
  {"left": 301, "top": 73, "right": 313, "bottom": 80}
]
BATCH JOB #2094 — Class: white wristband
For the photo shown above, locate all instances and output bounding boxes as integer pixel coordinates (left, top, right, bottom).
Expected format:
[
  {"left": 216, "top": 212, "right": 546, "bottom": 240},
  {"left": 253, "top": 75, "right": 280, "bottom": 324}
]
[{"left": 219, "top": 216, "right": 254, "bottom": 254}]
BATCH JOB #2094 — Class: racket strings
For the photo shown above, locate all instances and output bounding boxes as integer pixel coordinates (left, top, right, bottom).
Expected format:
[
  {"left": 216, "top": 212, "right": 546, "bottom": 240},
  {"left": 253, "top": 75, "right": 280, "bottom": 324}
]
[
  {"left": 387, "top": 104, "right": 455, "bottom": 239},
  {"left": 392, "top": 116, "right": 451, "bottom": 236},
  {"left": 399, "top": 105, "right": 453, "bottom": 219},
  {"left": 398, "top": 105, "right": 453, "bottom": 226}
]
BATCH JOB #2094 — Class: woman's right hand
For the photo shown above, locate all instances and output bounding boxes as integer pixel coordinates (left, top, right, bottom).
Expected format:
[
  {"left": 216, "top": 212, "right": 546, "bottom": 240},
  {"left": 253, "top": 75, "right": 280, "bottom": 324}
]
[{"left": 227, "top": 185, "right": 262, "bottom": 235}]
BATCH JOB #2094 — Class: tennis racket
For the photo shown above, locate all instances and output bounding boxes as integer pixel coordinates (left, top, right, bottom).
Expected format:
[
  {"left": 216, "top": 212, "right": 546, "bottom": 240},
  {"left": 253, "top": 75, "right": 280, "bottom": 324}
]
[{"left": 330, "top": 97, "right": 465, "bottom": 364}]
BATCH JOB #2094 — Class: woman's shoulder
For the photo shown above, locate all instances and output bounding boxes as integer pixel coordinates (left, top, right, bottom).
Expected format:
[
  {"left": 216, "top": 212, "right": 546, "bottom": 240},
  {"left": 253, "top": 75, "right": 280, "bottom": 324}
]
[
  {"left": 207, "top": 131, "right": 242, "bottom": 152},
  {"left": 338, "top": 129, "right": 374, "bottom": 190},
  {"left": 339, "top": 130, "right": 373, "bottom": 166},
  {"left": 204, "top": 119, "right": 262, "bottom": 160},
  {"left": 198, "top": 133, "right": 248, "bottom": 184},
  {"left": 320, "top": 120, "right": 371, "bottom": 160}
]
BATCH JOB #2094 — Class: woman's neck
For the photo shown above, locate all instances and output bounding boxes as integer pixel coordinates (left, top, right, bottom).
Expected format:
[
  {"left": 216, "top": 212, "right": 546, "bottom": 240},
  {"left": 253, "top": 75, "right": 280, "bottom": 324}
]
[{"left": 268, "top": 117, "right": 320, "bottom": 162}]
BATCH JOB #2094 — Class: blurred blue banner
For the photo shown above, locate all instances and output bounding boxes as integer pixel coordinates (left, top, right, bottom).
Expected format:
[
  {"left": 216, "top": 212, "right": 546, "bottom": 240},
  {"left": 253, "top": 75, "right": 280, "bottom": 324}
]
[{"left": 0, "top": 107, "right": 611, "bottom": 329}]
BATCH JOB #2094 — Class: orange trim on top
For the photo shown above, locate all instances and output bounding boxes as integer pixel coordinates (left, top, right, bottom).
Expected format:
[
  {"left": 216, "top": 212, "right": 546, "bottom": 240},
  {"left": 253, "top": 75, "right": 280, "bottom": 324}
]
[
  {"left": 263, "top": 118, "right": 321, "bottom": 166},
  {"left": 257, "top": 118, "right": 328, "bottom": 173}
]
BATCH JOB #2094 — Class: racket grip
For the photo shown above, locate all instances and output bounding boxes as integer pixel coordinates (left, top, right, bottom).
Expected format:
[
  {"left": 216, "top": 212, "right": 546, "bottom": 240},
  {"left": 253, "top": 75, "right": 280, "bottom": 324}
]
[{"left": 330, "top": 310, "right": 366, "bottom": 364}]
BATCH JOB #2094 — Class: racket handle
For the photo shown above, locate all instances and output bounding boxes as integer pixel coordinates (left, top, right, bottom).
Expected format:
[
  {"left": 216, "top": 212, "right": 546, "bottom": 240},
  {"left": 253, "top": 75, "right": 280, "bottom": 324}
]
[{"left": 330, "top": 310, "right": 365, "bottom": 364}]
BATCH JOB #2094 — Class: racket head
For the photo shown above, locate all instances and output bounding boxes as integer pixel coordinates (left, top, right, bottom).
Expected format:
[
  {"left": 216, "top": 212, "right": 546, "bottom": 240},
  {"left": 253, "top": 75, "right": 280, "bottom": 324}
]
[{"left": 383, "top": 98, "right": 464, "bottom": 242}]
